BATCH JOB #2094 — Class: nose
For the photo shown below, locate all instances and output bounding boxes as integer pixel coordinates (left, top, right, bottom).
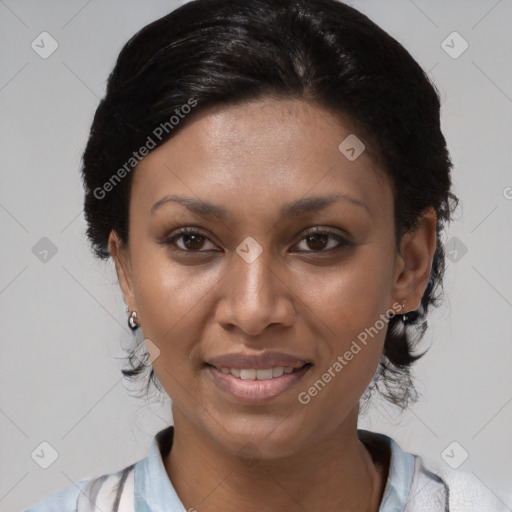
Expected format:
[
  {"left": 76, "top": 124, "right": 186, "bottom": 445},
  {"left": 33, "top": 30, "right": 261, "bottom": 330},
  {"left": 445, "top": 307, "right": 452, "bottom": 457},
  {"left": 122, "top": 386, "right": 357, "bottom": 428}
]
[{"left": 214, "top": 249, "right": 295, "bottom": 337}]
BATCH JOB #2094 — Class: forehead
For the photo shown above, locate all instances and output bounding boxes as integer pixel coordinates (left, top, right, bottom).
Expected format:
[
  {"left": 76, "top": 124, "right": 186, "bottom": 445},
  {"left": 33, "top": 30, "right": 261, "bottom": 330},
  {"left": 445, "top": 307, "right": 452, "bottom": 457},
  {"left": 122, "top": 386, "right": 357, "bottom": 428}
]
[{"left": 131, "top": 98, "right": 392, "bottom": 221}]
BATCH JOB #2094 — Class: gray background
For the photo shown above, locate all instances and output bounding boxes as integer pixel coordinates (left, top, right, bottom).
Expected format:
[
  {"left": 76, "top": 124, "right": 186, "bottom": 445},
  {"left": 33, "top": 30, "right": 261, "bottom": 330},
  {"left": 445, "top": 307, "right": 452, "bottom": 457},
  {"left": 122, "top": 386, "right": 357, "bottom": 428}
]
[{"left": 1, "top": 0, "right": 511, "bottom": 510}]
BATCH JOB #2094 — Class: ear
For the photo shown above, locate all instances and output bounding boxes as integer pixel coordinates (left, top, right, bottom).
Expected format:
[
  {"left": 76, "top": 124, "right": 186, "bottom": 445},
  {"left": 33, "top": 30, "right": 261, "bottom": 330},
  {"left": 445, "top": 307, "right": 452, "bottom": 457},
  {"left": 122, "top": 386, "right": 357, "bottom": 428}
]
[
  {"left": 108, "top": 230, "right": 136, "bottom": 311},
  {"left": 390, "top": 207, "right": 437, "bottom": 312}
]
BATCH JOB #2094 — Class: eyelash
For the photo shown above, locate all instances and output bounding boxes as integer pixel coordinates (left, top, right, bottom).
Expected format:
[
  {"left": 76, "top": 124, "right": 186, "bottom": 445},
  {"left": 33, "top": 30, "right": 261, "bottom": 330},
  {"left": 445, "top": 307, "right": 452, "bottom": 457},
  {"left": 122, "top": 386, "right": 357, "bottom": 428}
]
[{"left": 160, "top": 226, "right": 351, "bottom": 254}]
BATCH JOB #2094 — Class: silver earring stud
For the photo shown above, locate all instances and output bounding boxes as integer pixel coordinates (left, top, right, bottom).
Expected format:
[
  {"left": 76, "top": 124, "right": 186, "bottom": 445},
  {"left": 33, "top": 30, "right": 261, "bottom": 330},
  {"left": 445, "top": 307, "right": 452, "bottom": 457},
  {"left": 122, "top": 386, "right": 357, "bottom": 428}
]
[
  {"left": 128, "top": 311, "right": 139, "bottom": 331},
  {"left": 400, "top": 299, "right": 409, "bottom": 322}
]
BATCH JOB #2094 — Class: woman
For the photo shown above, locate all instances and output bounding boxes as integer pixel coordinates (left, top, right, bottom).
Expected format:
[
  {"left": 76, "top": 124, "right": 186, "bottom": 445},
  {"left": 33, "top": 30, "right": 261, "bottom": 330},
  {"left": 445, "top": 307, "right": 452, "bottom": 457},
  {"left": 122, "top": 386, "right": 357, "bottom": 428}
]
[{"left": 25, "top": 0, "right": 508, "bottom": 510}]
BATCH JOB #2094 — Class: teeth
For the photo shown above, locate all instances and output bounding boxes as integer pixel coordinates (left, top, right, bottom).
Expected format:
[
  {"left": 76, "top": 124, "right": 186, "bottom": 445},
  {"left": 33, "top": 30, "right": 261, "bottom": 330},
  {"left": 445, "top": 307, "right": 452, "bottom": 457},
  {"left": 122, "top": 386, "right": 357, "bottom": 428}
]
[
  {"left": 218, "top": 366, "right": 300, "bottom": 380},
  {"left": 240, "top": 369, "right": 257, "bottom": 380},
  {"left": 272, "top": 367, "right": 284, "bottom": 378},
  {"left": 256, "top": 368, "right": 273, "bottom": 380}
]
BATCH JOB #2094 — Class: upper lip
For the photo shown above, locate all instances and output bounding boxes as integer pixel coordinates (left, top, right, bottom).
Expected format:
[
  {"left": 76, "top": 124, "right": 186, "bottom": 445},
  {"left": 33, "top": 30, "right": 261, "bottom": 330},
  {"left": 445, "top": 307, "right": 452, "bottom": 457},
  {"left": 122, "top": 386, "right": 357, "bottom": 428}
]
[{"left": 205, "top": 351, "right": 310, "bottom": 370}]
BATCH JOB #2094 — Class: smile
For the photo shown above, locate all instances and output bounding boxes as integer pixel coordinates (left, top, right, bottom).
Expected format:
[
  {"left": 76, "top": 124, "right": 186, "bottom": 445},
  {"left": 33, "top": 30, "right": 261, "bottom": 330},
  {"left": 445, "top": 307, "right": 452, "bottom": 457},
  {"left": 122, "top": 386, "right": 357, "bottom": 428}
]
[{"left": 206, "top": 363, "right": 312, "bottom": 403}]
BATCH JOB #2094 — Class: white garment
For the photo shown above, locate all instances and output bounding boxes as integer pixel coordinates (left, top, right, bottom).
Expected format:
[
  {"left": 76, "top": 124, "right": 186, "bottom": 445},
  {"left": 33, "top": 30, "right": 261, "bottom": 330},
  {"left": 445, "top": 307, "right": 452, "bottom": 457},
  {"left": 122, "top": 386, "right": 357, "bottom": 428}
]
[{"left": 405, "top": 454, "right": 511, "bottom": 512}]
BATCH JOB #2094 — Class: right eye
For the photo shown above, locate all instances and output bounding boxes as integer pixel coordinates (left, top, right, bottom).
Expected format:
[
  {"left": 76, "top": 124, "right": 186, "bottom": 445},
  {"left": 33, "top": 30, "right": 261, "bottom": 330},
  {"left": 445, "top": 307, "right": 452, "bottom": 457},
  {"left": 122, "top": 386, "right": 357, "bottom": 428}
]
[{"left": 160, "top": 227, "right": 219, "bottom": 253}]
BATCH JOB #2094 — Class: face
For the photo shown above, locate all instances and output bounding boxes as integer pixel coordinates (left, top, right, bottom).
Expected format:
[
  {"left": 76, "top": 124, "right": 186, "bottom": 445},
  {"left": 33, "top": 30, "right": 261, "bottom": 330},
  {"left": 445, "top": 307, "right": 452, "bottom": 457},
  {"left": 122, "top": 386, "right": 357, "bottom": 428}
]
[{"left": 110, "top": 97, "right": 436, "bottom": 459}]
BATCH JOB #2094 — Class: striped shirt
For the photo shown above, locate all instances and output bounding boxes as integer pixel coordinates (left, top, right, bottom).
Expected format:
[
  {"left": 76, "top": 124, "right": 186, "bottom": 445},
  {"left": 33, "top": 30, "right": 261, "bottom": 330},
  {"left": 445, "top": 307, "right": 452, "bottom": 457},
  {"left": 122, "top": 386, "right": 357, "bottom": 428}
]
[{"left": 25, "top": 426, "right": 510, "bottom": 511}]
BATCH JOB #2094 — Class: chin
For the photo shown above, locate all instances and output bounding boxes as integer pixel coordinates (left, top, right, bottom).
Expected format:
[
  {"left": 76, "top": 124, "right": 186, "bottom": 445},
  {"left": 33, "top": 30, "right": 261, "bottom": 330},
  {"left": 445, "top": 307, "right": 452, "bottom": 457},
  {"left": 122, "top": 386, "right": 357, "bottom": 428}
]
[{"left": 207, "top": 413, "right": 310, "bottom": 461}]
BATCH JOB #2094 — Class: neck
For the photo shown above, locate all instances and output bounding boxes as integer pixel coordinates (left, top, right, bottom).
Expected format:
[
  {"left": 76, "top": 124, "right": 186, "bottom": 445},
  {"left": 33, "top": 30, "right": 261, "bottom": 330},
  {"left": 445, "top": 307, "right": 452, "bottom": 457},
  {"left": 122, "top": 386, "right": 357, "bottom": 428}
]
[{"left": 164, "top": 408, "right": 388, "bottom": 512}]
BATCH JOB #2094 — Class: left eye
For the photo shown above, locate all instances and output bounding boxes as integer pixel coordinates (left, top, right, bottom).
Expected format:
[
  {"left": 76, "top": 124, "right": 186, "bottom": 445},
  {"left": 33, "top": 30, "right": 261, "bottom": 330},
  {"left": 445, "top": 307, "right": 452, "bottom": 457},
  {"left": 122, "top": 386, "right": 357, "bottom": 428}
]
[{"left": 293, "top": 230, "right": 349, "bottom": 252}]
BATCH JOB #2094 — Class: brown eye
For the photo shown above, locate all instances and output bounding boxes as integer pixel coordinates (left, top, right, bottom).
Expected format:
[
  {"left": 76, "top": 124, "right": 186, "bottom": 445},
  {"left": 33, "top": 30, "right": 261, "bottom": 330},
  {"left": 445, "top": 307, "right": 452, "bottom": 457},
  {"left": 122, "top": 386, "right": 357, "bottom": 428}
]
[
  {"left": 161, "top": 228, "right": 217, "bottom": 252},
  {"left": 305, "top": 233, "right": 329, "bottom": 251},
  {"left": 179, "top": 233, "right": 207, "bottom": 251},
  {"left": 294, "top": 228, "right": 351, "bottom": 253}
]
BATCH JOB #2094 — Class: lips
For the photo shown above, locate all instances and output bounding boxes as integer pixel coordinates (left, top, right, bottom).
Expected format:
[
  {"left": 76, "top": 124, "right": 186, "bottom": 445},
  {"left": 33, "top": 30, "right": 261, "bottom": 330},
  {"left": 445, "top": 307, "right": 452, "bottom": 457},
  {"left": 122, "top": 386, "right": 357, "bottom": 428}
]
[
  {"left": 204, "top": 351, "right": 313, "bottom": 402},
  {"left": 205, "top": 351, "right": 310, "bottom": 370},
  {"left": 206, "top": 363, "right": 312, "bottom": 403}
]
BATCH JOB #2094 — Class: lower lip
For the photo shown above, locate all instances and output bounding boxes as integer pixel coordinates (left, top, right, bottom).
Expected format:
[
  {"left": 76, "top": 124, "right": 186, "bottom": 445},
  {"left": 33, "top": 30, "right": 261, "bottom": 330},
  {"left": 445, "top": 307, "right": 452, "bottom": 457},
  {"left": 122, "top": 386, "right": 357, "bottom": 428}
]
[{"left": 205, "top": 364, "right": 312, "bottom": 403}]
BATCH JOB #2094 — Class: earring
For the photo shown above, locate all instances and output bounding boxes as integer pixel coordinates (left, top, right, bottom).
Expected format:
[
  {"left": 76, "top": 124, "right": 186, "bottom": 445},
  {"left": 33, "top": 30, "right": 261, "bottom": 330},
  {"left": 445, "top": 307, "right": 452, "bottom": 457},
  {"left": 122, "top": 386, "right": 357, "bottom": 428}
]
[
  {"left": 128, "top": 310, "right": 139, "bottom": 331},
  {"left": 400, "top": 299, "right": 418, "bottom": 323},
  {"left": 400, "top": 299, "right": 409, "bottom": 323},
  {"left": 400, "top": 299, "right": 407, "bottom": 322}
]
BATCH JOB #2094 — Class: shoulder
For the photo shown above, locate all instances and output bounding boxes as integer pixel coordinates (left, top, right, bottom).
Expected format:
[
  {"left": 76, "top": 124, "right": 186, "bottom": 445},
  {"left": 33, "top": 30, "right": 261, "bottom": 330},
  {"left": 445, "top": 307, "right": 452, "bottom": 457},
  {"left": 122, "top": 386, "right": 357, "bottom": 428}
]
[
  {"left": 406, "top": 454, "right": 511, "bottom": 512},
  {"left": 24, "top": 464, "right": 136, "bottom": 512}
]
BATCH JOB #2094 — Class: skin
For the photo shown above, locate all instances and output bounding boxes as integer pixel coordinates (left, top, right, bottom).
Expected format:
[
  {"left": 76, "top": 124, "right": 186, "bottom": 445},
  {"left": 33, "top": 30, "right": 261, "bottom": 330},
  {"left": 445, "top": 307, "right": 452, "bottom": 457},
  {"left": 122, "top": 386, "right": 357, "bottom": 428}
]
[{"left": 109, "top": 97, "right": 437, "bottom": 512}]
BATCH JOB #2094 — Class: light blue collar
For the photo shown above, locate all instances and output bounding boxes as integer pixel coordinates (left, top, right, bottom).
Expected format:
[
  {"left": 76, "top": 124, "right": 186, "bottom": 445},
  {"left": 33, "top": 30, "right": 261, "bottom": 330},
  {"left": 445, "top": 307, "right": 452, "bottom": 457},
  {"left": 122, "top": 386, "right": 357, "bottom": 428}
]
[
  {"left": 134, "top": 427, "right": 186, "bottom": 512},
  {"left": 359, "top": 429, "right": 416, "bottom": 511}
]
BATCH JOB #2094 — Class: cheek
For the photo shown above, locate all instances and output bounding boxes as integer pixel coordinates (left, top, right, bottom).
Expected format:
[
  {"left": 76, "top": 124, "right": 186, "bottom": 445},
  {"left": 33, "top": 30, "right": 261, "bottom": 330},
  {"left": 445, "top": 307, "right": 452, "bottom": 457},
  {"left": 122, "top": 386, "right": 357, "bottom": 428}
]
[
  {"left": 129, "top": 247, "right": 224, "bottom": 384},
  {"left": 131, "top": 241, "right": 219, "bottom": 328},
  {"left": 294, "top": 271, "right": 391, "bottom": 429},
  {"left": 300, "top": 251, "right": 393, "bottom": 347},
  {"left": 294, "top": 253, "right": 393, "bottom": 407}
]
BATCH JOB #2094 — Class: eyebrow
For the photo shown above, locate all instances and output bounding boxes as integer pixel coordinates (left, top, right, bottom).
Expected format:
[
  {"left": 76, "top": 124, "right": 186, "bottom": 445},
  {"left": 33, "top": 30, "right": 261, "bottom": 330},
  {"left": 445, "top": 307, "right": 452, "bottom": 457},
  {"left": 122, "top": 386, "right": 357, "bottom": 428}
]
[{"left": 150, "top": 192, "right": 369, "bottom": 219}]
